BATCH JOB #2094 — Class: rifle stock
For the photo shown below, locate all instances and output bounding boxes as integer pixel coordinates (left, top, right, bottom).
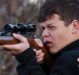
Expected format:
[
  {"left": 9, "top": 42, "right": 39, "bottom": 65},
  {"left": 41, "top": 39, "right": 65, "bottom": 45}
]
[{"left": 0, "top": 36, "right": 53, "bottom": 68}]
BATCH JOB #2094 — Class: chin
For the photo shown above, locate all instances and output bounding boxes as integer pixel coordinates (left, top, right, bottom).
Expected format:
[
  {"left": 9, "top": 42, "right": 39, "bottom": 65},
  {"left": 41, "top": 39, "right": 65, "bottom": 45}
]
[{"left": 49, "top": 48, "right": 59, "bottom": 54}]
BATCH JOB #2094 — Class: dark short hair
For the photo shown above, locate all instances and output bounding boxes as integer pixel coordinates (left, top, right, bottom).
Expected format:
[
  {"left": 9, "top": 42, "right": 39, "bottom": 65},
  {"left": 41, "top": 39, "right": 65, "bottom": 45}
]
[{"left": 37, "top": 0, "right": 79, "bottom": 26}]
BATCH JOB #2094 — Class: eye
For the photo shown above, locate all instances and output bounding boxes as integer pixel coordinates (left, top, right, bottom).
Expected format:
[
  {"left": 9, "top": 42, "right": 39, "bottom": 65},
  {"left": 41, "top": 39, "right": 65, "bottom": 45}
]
[
  {"left": 48, "top": 25, "right": 56, "bottom": 30},
  {"left": 42, "top": 27, "right": 45, "bottom": 30}
]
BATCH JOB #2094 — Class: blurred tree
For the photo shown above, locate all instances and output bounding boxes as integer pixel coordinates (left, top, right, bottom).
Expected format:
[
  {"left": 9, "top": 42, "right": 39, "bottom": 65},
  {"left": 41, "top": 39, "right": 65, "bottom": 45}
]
[{"left": 0, "top": 0, "right": 46, "bottom": 75}]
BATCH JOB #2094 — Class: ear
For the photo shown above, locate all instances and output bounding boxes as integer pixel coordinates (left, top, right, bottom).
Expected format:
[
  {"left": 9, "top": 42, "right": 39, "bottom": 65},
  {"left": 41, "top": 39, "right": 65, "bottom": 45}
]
[{"left": 71, "top": 20, "right": 79, "bottom": 34}]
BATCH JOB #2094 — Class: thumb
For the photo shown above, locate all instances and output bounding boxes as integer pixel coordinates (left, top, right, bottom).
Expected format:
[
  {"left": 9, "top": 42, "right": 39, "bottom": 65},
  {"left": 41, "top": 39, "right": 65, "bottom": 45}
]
[{"left": 34, "top": 38, "right": 43, "bottom": 47}]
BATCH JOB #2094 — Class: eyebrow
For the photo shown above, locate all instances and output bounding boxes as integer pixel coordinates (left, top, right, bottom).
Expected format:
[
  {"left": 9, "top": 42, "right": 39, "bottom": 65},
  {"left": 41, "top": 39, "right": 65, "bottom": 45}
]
[
  {"left": 46, "top": 23, "right": 55, "bottom": 26},
  {"left": 40, "top": 23, "right": 55, "bottom": 27}
]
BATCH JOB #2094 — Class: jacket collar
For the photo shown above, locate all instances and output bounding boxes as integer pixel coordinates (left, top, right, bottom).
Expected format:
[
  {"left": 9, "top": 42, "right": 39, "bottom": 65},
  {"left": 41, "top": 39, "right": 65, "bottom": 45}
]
[
  {"left": 59, "top": 40, "right": 79, "bottom": 53},
  {"left": 52, "top": 40, "right": 79, "bottom": 57}
]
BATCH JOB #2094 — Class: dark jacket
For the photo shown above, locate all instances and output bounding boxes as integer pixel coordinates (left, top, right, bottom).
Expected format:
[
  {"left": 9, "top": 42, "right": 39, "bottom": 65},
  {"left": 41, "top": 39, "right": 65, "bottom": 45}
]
[{"left": 15, "top": 40, "right": 79, "bottom": 75}]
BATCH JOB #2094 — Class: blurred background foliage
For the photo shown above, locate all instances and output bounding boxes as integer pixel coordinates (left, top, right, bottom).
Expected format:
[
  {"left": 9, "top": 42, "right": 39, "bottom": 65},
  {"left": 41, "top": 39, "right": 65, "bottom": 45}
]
[{"left": 0, "top": 0, "right": 45, "bottom": 75}]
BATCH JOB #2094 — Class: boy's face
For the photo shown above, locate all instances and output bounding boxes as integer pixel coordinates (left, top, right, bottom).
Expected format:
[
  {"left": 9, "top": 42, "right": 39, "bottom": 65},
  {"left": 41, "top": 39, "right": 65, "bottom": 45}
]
[{"left": 40, "top": 14, "right": 76, "bottom": 54}]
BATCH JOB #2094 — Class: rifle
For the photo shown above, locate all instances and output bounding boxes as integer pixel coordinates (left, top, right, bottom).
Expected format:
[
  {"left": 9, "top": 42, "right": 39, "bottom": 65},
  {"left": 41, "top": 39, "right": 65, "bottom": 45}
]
[{"left": 0, "top": 23, "right": 53, "bottom": 68}]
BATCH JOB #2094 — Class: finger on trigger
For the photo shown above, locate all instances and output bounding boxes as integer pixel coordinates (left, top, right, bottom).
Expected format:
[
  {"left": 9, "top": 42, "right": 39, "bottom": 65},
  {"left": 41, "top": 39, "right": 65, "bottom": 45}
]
[{"left": 36, "top": 52, "right": 44, "bottom": 59}]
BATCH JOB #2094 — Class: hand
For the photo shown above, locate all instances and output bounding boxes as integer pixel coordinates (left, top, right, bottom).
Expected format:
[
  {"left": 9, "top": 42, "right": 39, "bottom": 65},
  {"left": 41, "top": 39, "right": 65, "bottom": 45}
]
[
  {"left": 34, "top": 38, "right": 44, "bottom": 64},
  {"left": 2, "top": 33, "right": 30, "bottom": 55},
  {"left": 33, "top": 49, "right": 44, "bottom": 64}
]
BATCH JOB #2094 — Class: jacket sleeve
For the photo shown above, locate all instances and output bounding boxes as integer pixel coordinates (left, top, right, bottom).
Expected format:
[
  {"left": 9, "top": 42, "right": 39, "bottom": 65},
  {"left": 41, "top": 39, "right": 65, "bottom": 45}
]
[{"left": 15, "top": 47, "right": 46, "bottom": 75}]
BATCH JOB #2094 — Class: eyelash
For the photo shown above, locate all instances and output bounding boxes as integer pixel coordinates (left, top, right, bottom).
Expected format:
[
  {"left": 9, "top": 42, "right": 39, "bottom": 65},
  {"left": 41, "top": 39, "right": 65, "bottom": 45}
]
[
  {"left": 42, "top": 27, "right": 45, "bottom": 30},
  {"left": 48, "top": 26, "right": 56, "bottom": 30}
]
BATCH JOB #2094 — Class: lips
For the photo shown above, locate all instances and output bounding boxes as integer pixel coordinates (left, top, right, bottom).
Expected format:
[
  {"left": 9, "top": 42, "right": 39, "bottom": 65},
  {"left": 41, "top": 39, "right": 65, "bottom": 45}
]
[{"left": 44, "top": 41, "right": 52, "bottom": 47}]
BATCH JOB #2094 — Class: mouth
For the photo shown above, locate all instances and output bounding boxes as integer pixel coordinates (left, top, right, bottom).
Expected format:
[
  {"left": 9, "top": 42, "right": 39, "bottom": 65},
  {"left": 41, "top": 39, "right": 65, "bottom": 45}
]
[{"left": 44, "top": 41, "right": 52, "bottom": 48}]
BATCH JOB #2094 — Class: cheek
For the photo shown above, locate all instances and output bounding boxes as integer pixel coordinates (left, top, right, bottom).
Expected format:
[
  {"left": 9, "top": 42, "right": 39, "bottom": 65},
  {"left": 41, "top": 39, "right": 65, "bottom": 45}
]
[
  {"left": 50, "top": 31, "right": 65, "bottom": 42},
  {"left": 50, "top": 31, "right": 60, "bottom": 39}
]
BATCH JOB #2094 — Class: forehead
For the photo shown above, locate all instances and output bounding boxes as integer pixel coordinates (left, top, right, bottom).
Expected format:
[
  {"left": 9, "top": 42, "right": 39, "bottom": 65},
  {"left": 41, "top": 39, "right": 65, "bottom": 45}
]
[{"left": 40, "top": 14, "right": 62, "bottom": 26}]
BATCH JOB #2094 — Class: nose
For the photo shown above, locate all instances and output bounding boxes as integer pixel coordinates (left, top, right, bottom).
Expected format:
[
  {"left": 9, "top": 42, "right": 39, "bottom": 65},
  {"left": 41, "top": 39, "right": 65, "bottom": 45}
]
[{"left": 42, "top": 29, "right": 50, "bottom": 38}]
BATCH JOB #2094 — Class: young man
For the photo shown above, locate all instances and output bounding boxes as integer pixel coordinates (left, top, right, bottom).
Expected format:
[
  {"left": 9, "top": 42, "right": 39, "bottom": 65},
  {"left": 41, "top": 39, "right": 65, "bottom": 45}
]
[{"left": 2, "top": 0, "right": 79, "bottom": 75}]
